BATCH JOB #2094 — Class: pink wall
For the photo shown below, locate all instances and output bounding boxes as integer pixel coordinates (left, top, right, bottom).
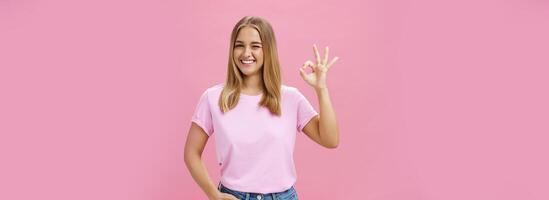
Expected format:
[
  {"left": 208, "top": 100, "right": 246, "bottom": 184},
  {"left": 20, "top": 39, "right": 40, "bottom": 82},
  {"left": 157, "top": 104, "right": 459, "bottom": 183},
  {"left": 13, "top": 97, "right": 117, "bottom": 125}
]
[{"left": 1, "top": 0, "right": 548, "bottom": 199}]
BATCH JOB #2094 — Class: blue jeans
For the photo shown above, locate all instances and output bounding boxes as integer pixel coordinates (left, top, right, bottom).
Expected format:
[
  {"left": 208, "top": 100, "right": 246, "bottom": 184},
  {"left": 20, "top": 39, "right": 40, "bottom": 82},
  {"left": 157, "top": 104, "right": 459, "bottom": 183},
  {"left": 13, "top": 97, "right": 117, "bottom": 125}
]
[{"left": 217, "top": 183, "right": 299, "bottom": 200}]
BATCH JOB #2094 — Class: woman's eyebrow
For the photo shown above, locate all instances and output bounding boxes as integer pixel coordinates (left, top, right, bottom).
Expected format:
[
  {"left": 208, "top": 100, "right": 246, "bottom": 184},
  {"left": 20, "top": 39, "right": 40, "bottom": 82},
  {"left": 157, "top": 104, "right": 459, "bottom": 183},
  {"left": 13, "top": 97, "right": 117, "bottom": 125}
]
[{"left": 235, "top": 40, "right": 262, "bottom": 44}]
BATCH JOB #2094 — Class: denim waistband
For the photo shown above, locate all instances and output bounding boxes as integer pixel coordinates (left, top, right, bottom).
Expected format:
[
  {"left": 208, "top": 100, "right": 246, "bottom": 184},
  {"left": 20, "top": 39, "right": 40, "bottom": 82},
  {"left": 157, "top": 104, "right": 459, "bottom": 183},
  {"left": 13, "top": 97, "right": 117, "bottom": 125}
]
[{"left": 217, "top": 182, "right": 297, "bottom": 200}]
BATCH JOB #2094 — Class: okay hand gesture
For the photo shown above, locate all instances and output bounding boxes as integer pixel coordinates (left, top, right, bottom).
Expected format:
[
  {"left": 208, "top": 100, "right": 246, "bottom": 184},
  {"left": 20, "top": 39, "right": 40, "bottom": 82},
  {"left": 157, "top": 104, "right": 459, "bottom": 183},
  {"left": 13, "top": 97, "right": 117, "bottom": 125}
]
[{"left": 299, "top": 44, "right": 339, "bottom": 90}]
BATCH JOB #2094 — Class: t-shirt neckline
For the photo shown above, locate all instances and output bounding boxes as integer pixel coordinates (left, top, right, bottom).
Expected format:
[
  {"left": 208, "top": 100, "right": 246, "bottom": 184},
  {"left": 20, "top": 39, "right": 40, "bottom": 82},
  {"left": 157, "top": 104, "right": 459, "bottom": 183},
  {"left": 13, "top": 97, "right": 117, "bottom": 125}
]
[{"left": 240, "top": 92, "right": 263, "bottom": 99}]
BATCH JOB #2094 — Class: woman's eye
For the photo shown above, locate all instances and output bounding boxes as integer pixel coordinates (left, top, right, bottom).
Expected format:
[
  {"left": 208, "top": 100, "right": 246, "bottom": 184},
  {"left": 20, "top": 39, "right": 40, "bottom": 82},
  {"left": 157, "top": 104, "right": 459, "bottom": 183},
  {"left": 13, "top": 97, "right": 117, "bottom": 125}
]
[{"left": 234, "top": 45, "right": 260, "bottom": 49}]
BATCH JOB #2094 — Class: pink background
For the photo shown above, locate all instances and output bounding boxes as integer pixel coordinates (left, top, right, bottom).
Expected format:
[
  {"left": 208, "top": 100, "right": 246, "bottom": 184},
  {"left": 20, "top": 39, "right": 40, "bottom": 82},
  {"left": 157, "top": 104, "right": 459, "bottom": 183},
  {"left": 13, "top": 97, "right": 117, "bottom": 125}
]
[{"left": 1, "top": 0, "right": 548, "bottom": 199}]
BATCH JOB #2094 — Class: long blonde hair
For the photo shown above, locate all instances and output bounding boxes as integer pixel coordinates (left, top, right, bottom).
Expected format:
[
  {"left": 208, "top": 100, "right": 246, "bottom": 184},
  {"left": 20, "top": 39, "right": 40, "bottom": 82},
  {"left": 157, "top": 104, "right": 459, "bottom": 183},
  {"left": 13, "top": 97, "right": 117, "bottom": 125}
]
[{"left": 219, "top": 16, "right": 282, "bottom": 116}]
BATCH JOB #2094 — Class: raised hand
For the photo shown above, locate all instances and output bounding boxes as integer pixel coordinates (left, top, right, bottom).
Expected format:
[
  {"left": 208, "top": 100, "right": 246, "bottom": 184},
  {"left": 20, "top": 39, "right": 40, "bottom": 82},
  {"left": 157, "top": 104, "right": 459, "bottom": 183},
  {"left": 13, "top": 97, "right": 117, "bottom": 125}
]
[{"left": 299, "top": 44, "right": 339, "bottom": 90}]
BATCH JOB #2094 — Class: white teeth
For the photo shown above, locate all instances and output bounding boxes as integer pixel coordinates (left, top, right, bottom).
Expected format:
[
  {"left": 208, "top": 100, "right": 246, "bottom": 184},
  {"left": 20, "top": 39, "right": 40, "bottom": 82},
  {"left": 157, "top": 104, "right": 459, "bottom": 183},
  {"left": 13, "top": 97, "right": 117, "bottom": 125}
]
[{"left": 242, "top": 60, "right": 255, "bottom": 64}]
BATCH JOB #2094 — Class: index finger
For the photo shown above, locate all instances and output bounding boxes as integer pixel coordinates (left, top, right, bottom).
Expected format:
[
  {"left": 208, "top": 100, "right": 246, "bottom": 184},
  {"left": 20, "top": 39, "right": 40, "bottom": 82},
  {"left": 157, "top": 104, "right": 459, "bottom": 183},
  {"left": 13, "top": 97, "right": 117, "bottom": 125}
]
[{"left": 313, "top": 44, "right": 321, "bottom": 64}]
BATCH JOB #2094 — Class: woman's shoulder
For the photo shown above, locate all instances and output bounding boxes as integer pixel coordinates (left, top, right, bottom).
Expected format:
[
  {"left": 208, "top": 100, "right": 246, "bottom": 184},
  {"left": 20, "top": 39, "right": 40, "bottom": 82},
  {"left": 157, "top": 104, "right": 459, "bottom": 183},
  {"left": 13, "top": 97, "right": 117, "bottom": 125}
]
[
  {"left": 281, "top": 84, "right": 299, "bottom": 92},
  {"left": 202, "top": 83, "right": 225, "bottom": 93},
  {"left": 281, "top": 84, "right": 305, "bottom": 98},
  {"left": 197, "top": 83, "right": 224, "bottom": 100}
]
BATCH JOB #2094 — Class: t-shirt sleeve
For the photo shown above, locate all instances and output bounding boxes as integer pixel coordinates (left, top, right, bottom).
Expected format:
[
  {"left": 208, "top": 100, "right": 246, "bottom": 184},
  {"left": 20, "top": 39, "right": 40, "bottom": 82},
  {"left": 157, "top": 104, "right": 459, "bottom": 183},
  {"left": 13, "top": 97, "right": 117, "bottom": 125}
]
[
  {"left": 191, "top": 90, "right": 214, "bottom": 136},
  {"left": 296, "top": 89, "right": 319, "bottom": 132}
]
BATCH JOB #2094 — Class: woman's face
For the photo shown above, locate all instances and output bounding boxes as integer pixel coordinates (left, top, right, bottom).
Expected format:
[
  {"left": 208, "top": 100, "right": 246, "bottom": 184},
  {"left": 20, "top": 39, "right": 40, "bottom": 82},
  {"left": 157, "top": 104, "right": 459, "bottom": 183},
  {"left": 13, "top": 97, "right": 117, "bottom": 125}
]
[{"left": 233, "top": 27, "right": 264, "bottom": 77}]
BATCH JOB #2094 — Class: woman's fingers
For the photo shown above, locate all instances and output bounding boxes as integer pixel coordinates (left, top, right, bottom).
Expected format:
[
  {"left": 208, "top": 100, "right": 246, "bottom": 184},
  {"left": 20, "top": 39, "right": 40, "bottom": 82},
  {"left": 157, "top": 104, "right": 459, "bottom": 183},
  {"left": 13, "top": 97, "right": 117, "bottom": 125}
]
[
  {"left": 305, "top": 60, "right": 315, "bottom": 71},
  {"left": 229, "top": 195, "right": 239, "bottom": 200},
  {"left": 327, "top": 56, "right": 339, "bottom": 69},
  {"left": 323, "top": 46, "right": 329, "bottom": 65},
  {"left": 313, "top": 44, "right": 333, "bottom": 67},
  {"left": 220, "top": 193, "right": 239, "bottom": 200},
  {"left": 300, "top": 60, "right": 314, "bottom": 79},
  {"left": 313, "top": 44, "right": 321, "bottom": 64},
  {"left": 299, "top": 67, "right": 307, "bottom": 79}
]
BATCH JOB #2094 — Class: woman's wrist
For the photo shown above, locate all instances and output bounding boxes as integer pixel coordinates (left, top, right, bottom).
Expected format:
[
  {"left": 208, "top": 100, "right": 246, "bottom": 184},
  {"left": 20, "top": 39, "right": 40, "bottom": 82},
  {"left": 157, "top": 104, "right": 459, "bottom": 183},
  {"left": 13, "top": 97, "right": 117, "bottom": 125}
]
[
  {"left": 205, "top": 185, "right": 220, "bottom": 199},
  {"left": 207, "top": 191, "right": 220, "bottom": 200},
  {"left": 315, "top": 87, "right": 329, "bottom": 94}
]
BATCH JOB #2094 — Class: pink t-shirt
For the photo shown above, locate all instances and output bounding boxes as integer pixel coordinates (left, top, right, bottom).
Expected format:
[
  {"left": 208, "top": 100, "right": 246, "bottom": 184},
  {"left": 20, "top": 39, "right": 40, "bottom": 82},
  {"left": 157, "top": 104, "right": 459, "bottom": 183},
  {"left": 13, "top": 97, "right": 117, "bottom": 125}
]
[{"left": 191, "top": 83, "right": 318, "bottom": 194}]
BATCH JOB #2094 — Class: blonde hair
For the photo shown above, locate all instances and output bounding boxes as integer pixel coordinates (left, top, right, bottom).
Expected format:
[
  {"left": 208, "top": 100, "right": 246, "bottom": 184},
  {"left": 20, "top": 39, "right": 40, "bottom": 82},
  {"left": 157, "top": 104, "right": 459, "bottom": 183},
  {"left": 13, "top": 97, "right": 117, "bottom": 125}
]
[{"left": 219, "top": 16, "right": 282, "bottom": 116}]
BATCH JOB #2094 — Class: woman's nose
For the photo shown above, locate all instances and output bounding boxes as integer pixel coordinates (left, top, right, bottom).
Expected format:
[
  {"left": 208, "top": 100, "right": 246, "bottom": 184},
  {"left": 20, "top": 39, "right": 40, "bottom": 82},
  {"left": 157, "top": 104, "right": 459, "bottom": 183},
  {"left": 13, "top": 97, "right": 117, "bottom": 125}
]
[{"left": 244, "top": 47, "right": 252, "bottom": 56}]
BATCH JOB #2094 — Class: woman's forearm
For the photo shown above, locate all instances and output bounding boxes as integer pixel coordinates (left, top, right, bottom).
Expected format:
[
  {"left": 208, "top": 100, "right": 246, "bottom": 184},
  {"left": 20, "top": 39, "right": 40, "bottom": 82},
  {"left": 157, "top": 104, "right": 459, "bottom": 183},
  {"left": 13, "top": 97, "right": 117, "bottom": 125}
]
[
  {"left": 184, "top": 153, "right": 218, "bottom": 199},
  {"left": 315, "top": 87, "right": 340, "bottom": 148}
]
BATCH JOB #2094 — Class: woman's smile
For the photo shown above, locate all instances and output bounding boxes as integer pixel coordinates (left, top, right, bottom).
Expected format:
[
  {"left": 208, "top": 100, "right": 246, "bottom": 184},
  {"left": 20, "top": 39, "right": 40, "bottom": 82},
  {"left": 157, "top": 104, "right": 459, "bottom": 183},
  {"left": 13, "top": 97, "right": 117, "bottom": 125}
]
[{"left": 240, "top": 58, "right": 256, "bottom": 66}]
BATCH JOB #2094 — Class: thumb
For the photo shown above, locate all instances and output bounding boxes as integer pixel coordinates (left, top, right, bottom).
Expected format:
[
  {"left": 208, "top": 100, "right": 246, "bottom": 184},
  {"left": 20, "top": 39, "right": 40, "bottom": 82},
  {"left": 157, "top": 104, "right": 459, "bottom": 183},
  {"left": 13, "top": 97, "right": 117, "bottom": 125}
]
[
  {"left": 300, "top": 60, "right": 314, "bottom": 77},
  {"left": 299, "top": 67, "right": 307, "bottom": 79}
]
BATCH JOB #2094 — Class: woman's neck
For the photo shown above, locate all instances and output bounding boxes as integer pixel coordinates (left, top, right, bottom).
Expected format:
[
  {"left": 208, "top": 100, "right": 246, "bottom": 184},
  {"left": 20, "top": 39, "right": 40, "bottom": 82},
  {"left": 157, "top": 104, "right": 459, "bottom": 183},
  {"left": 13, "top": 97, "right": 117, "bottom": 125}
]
[{"left": 242, "top": 73, "right": 263, "bottom": 95}]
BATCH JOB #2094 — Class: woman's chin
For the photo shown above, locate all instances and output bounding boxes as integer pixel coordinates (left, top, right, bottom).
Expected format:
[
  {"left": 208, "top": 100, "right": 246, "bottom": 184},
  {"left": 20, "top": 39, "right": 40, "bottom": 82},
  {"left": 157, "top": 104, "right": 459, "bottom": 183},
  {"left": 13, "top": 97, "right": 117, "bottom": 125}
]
[
  {"left": 238, "top": 66, "right": 258, "bottom": 75},
  {"left": 240, "top": 71, "right": 255, "bottom": 76}
]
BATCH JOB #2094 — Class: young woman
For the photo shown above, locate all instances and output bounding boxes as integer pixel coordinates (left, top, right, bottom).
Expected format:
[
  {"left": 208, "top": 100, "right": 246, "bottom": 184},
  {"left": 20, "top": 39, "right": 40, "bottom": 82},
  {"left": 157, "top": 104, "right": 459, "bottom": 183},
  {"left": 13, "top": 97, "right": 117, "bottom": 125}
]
[{"left": 184, "top": 16, "right": 340, "bottom": 200}]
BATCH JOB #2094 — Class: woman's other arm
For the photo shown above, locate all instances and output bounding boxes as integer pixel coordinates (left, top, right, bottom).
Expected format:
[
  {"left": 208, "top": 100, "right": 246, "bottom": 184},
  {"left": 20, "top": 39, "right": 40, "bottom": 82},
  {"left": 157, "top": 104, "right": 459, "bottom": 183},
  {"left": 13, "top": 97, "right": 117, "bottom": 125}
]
[{"left": 184, "top": 123, "right": 238, "bottom": 200}]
